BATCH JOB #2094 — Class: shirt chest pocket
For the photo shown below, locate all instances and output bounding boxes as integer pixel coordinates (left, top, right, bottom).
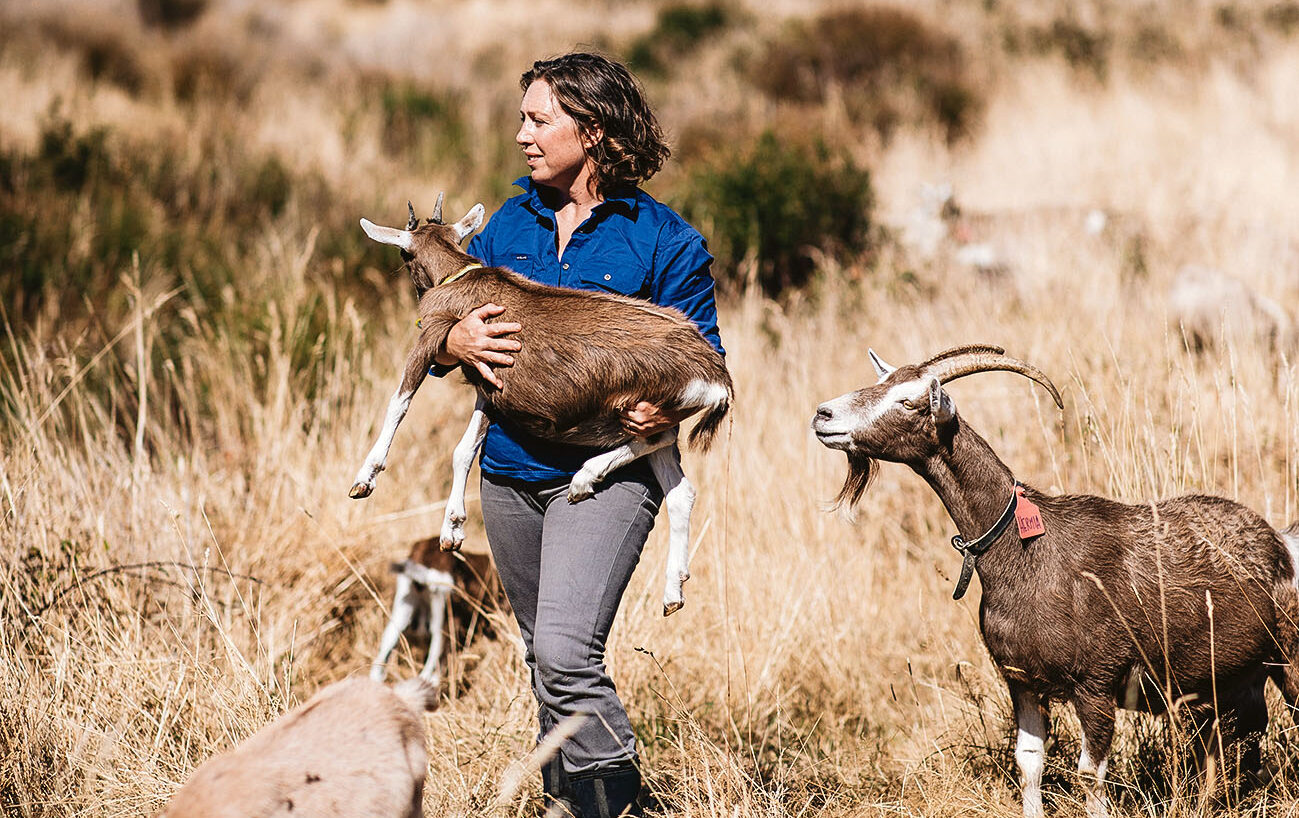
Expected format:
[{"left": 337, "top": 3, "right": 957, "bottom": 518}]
[{"left": 577, "top": 256, "right": 649, "bottom": 297}]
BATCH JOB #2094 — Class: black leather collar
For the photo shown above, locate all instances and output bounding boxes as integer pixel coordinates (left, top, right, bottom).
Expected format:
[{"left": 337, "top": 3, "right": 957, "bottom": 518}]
[{"left": 950, "top": 481, "right": 1020, "bottom": 600}]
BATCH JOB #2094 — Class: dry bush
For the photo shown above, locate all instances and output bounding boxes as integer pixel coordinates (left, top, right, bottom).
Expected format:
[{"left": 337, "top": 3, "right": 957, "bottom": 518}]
[{"left": 747, "top": 6, "right": 982, "bottom": 144}]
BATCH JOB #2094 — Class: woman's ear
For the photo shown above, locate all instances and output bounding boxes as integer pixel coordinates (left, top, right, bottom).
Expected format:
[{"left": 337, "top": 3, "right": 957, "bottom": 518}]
[{"left": 581, "top": 123, "right": 604, "bottom": 150}]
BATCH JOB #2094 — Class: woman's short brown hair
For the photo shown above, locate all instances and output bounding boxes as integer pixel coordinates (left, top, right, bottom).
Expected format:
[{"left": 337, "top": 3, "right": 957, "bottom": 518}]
[{"left": 521, "top": 53, "right": 670, "bottom": 194}]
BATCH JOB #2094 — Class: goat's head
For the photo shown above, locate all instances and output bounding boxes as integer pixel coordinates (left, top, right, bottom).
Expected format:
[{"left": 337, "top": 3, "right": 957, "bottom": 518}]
[
  {"left": 811, "top": 345, "right": 1063, "bottom": 508},
  {"left": 360, "top": 193, "right": 486, "bottom": 295}
]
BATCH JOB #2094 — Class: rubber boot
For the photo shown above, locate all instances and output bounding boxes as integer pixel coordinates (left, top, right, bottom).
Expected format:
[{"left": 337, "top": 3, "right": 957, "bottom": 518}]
[
  {"left": 542, "top": 755, "right": 581, "bottom": 817},
  {"left": 571, "top": 765, "right": 643, "bottom": 818}
]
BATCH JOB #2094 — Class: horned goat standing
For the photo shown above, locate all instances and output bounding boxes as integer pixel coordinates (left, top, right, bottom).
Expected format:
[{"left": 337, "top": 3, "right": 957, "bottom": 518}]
[
  {"left": 812, "top": 345, "right": 1299, "bottom": 817},
  {"left": 350, "top": 196, "right": 732, "bottom": 615}
]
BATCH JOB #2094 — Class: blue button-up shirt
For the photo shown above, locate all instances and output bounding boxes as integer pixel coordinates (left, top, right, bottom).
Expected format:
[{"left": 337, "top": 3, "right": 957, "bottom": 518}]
[{"left": 462, "top": 177, "right": 725, "bottom": 482}]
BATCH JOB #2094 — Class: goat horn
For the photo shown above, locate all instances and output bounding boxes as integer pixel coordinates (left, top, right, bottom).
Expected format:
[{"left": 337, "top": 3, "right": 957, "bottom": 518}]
[
  {"left": 406, "top": 201, "right": 418, "bottom": 231},
  {"left": 431, "top": 192, "right": 444, "bottom": 224},
  {"left": 919, "top": 344, "right": 1007, "bottom": 368},
  {"left": 924, "top": 350, "right": 1064, "bottom": 410}
]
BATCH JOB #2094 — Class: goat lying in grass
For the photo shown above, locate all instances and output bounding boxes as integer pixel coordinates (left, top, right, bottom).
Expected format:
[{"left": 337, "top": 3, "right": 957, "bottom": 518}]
[
  {"left": 350, "top": 197, "right": 732, "bottom": 615},
  {"left": 159, "top": 677, "right": 435, "bottom": 818},
  {"left": 371, "top": 539, "right": 507, "bottom": 685},
  {"left": 812, "top": 344, "right": 1299, "bottom": 817}
]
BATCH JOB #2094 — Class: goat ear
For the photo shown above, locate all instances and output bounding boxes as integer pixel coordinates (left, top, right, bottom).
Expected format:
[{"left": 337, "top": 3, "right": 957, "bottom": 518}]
[
  {"left": 360, "top": 219, "right": 413, "bottom": 250},
  {"left": 868, "top": 348, "right": 896, "bottom": 381},
  {"left": 452, "top": 204, "right": 486, "bottom": 243},
  {"left": 927, "top": 376, "right": 955, "bottom": 425}
]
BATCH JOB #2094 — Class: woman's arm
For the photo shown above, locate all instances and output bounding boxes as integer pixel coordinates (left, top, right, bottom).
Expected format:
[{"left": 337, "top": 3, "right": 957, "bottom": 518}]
[{"left": 620, "top": 223, "right": 724, "bottom": 438}]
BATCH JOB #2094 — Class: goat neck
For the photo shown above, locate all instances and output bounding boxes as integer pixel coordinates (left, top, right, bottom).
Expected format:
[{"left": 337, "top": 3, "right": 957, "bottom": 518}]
[{"left": 913, "top": 418, "right": 1018, "bottom": 548}]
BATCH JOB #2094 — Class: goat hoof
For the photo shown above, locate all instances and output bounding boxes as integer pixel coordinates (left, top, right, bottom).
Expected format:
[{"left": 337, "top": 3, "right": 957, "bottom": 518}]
[
  {"left": 438, "top": 537, "right": 462, "bottom": 552},
  {"left": 349, "top": 483, "right": 373, "bottom": 499},
  {"left": 663, "top": 600, "right": 684, "bottom": 617},
  {"left": 567, "top": 488, "right": 594, "bottom": 503}
]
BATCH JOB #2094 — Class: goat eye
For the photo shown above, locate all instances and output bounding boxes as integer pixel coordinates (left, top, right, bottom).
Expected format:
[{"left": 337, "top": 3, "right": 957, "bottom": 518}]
[{"left": 901, "top": 399, "right": 920, "bottom": 410}]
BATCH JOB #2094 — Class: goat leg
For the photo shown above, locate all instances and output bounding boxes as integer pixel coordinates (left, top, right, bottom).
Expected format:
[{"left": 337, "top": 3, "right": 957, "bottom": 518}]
[
  {"left": 440, "top": 398, "right": 488, "bottom": 551},
  {"left": 1010, "top": 683, "right": 1048, "bottom": 818},
  {"left": 1072, "top": 691, "right": 1115, "bottom": 818},
  {"left": 371, "top": 570, "right": 419, "bottom": 681},
  {"left": 648, "top": 443, "right": 695, "bottom": 617},
  {"left": 349, "top": 329, "right": 443, "bottom": 498},
  {"left": 419, "top": 580, "right": 449, "bottom": 688},
  {"left": 566, "top": 429, "right": 677, "bottom": 503}
]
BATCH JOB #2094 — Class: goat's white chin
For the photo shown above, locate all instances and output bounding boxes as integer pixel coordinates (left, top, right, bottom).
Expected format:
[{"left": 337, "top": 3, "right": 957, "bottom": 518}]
[{"left": 814, "top": 430, "right": 853, "bottom": 450}]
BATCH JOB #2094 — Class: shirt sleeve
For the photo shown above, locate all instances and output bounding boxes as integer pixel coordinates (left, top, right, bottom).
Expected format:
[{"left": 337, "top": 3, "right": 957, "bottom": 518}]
[{"left": 652, "top": 224, "right": 725, "bottom": 357}]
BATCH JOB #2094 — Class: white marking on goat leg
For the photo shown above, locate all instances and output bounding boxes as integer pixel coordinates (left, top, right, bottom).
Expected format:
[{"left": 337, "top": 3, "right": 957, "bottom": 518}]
[
  {"left": 419, "top": 581, "right": 450, "bottom": 687},
  {"left": 440, "top": 401, "right": 488, "bottom": 551},
  {"left": 1078, "top": 737, "right": 1110, "bottom": 818},
  {"left": 567, "top": 429, "right": 677, "bottom": 503},
  {"left": 372, "top": 571, "right": 418, "bottom": 681},
  {"left": 678, "top": 378, "right": 730, "bottom": 409},
  {"left": 351, "top": 389, "right": 414, "bottom": 498},
  {"left": 649, "top": 446, "right": 694, "bottom": 617},
  {"left": 1013, "top": 689, "right": 1047, "bottom": 818}
]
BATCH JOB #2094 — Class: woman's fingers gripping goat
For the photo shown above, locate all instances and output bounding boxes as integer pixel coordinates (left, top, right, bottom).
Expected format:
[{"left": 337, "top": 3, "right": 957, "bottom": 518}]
[
  {"left": 621, "top": 400, "right": 690, "bottom": 438},
  {"left": 441, "top": 303, "right": 522, "bottom": 389}
]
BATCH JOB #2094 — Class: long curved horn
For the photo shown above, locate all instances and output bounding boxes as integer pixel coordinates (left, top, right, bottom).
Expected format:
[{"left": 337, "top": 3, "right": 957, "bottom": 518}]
[
  {"left": 431, "top": 192, "right": 445, "bottom": 225},
  {"left": 923, "top": 349, "right": 1064, "bottom": 410},
  {"left": 405, "top": 201, "right": 418, "bottom": 231},
  {"left": 919, "top": 344, "right": 1006, "bottom": 369}
]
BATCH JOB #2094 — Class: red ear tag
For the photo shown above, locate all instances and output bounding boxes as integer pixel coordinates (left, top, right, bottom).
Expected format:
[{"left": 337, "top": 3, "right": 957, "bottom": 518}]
[{"left": 1014, "top": 485, "right": 1046, "bottom": 539}]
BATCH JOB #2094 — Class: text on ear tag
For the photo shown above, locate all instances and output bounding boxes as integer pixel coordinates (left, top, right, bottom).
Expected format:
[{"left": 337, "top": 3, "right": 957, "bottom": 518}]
[{"left": 1014, "top": 485, "right": 1046, "bottom": 539}]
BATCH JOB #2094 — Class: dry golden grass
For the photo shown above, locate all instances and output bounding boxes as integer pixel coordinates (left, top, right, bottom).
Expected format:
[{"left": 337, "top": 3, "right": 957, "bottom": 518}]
[{"left": 4, "top": 1, "right": 1299, "bottom": 816}]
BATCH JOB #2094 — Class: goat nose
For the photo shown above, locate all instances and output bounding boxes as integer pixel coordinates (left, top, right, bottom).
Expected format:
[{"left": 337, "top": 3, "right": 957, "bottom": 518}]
[{"left": 815, "top": 405, "right": 834, "bottom": 421}]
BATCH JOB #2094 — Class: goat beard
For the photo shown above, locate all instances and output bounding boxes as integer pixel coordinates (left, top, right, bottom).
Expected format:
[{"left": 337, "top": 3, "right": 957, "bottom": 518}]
[{"left": 835, "top": 449, "right": 876, "bottom": 510}]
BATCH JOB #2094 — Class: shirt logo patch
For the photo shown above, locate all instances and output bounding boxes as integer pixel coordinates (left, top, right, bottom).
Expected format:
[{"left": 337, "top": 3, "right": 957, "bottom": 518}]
[{"left": 514, "top": 254, "right": 529, "bottom": 261}]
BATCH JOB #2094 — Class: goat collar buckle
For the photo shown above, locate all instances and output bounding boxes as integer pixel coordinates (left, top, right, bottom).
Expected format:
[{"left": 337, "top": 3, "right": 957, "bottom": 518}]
[
  {"left": 439, "top": 262, "right": 483, "bottom": 286},
  {"left": 949, "top": 481, "right": 1021, "bottom": 600}
]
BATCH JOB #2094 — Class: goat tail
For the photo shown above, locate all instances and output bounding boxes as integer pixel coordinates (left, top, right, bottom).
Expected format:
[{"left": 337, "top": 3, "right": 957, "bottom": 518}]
[
  {"left": 393, "top": 676, "right": 439, "bottom": 714},
  {"left": 686, "top": 388, "right": 732, "bottom": 451}
]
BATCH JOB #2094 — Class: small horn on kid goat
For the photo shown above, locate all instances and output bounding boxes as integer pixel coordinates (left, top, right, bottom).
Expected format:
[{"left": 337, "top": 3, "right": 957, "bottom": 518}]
[
  {"left": 431, "top": 192, "right": 444, "bottom": 225},
  {"left": 921, "top": 346, "right": 1064, "bottom": 409},
  {"left": 405, "top": 201, "right": 418, "bottom": 231}
]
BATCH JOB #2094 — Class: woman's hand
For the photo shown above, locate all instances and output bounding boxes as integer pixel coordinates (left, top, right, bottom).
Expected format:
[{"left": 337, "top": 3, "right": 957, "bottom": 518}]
[
  {"left": 436, "top": 303, "right": 522, "bottom": 389},
  {"left": 620, "top": 400, "right": 690, "bottom": 439}
]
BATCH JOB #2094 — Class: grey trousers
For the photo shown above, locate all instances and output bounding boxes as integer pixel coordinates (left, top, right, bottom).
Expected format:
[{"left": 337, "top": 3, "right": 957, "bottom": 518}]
[{"left": 480, "top": 470, "right": 662, "bottom": 776}]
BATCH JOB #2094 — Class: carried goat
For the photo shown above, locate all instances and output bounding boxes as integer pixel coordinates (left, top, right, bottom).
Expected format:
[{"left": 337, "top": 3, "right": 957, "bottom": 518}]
[
  {"left": 812, "top": 344, "right": 1299, "bottom": 817},
  {"left": 371, "top": 539, "right": 507, "bottom": 685},
  {"left": 159, "top": 677, "right": 436, "bottom": 818},
  {"left": 350, "top": 196, "right": 732, "bottom": 615}
]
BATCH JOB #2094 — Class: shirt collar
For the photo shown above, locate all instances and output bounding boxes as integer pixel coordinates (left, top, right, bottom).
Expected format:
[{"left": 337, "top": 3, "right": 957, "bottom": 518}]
[{"left": 514, "top": 176, "right": 639, "bottom": 219}]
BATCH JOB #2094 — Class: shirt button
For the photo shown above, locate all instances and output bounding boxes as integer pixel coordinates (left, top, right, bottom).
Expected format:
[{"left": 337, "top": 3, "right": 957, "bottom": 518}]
[
  {"left": 604, "top": 274, "right": 611, "bottom": 281},
  {"left": 562, "top": 263, "right": 570, "bottom": 270}
]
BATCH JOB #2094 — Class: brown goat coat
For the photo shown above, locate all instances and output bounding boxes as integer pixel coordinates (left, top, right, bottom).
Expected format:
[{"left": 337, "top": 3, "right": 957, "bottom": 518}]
[
  {"left": 396, "top": 223, "right": 731, "bottom": 450},
  {"left": 817, "top": 353, "right": 1299, "bottom": 806},
  {"left": 159, "top": 678, "right": 434, "bottom": 818}
]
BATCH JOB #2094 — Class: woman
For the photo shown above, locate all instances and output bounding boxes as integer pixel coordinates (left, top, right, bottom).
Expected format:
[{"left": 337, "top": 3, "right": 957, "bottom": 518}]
[{"left": 432, "top": 53, "right": 724, "bottom": 816}]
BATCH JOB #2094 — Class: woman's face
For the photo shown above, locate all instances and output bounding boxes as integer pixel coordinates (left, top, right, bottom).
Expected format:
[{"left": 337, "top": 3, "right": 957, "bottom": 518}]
[{"left": 516, "top": 79, "right": 598, "bottom": 193}]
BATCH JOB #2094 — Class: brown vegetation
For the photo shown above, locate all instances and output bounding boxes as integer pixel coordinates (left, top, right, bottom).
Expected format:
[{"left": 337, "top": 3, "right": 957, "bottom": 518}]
[{"left": 3, "top": 0, "right": 1299, "bottom": 816}]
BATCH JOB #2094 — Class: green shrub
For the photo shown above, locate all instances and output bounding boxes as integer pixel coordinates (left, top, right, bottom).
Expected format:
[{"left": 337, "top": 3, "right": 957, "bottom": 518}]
[
  {"left": 676, "top": 130, "right": 873, "bottom": 297},
  {"left": 372, "top": 78, "right": 471, "bottom": 171},
  {"left": 748, "top": 7, "right": 980, "bottom": 144},
  {"left": 626, "top": 3, "right": 732, "bottom": 76}
]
